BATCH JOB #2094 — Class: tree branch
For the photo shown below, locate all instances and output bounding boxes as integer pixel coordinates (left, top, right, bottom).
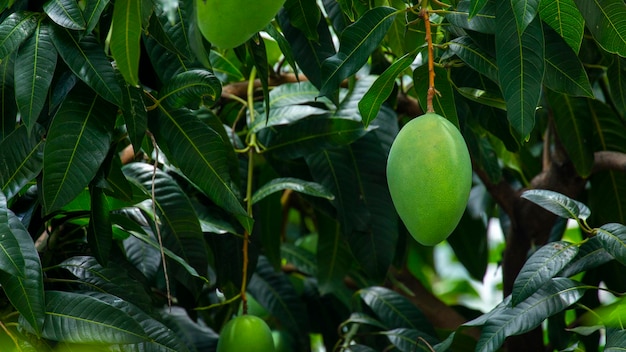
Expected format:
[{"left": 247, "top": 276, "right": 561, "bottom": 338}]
[{"left": 592, "top": 150, "right": 626, "bottom": 174}]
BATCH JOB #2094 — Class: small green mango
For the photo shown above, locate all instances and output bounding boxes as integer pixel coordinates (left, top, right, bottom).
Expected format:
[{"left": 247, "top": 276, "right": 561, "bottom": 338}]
[
  {"left": 217, "top": 315, "right": 276, "bottom": 352},
  {"left": 196, "top": 0, "right": 285, "bottom": 49},
  {"left": 386, "top": 113, "right": 472, "bottom": 246}
]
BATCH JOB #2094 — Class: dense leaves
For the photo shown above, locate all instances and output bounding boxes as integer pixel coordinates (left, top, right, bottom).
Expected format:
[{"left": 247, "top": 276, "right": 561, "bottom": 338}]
[{"left": 1, "top": 1, "right": 626, "bottom": 351}]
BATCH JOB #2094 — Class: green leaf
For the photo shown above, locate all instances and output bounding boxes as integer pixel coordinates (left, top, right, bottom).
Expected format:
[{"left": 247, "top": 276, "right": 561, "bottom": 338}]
[
  {"left": 546, "top": 91, "right": 594, "bottom": 177},
  {"left": 122, "top": 163, "right": 210, "bottom": 286},
  {"left": 382, "top": 328, "right": 440, "bottom": 352},
  {"left": 42, "top": 86, "right": 116, "bottom": 214},
  {"left": 284, "top": 0, "right": 321, "bottom": 41},
  {"left": 38, "top": 291, "right": 147, "bottom": 344},
  {"left": 59, "top": 256, "right": 153, "bottom": 312},
  {"left": 268, "top": 81, "right": 330, "bottom": 108},
  {"left": 413, "top": 64, "right": 459, "bottom": 126},
  {"left": 595, "top": 223, "right": 626, "bottom": 266},
  {"left": 520, "top": 189, "right": 591, "bottom": 220},
  {"left": 357, "top": 286, "right": 437, "bottom": 336},
  {"left": 51, "top": 27, "right": 123, "bottom": 105},
  {"left": 151, "top": 107, "right": 251, "bottom": 232},
  {"left": 14, "top": 20, "right": 57, "bottom": 134},
  {"left": 83, "top": 0, "right": 110, "bottom": 34},
  {"left": 251, "top": 177, "right": 334, "bottom": 204},
  {"left": 316, "top": 212, "right": 353, "bottom": 295},
  {"left": 605, "top": 328, "right": 626, "bottom": 351},
  {"left": 159, "top": 69, "right": 222, "bottom": 109},
  {"left": 559, "top": 237, "right": 613, "bottom": 277},
  {"left": 573, "top": 0, "right": 626, "bottom": 57},
  {"left": 607, "top": 55, "right": 626, "bottom": 117},
  {"left": 447, "top": 36, "right": 498, "bottom": 83},
  {"left": 319, "top": 7, "right": 397, "bottom": 97},
  {"left": 543, "top": 25, "right": 593, "bottom": 97},
  {"left": 249, "top": 105, "right": 329, "bottom": 134},
  {"left": 260, "top": 116, "right": 369, "bottom": 159},
  {"left": 110, "top": 0, "right": 142, "bottom": 86},
  {"left": 1, "top": 53, "right": 17, "bottom": 141},
  {"left": 0, "top": 11, "right": 38, "bottom": 60},
  {"left": 304, "top": 115, "right": 398, "bottom": 281},
  {"left": 0, "top": 209, "right": 45, "bottom": 336},
  {"left": 249, "top": 35, "right": 271, "bottom": 121},
  {"left": 474, "top": 278, "right": 585, "bottom": 352},
  {"left": 0, "top": 125, "right": 44, "bottom": 200},
  {"left": 87, "top": 186, "right": 112, "bottom": 266},
  {"left": 469, "top": 0, "right": 489, "bottom": 18},
  {"left": 538, "top": 0, "right": 585, "bottom": 53},
  {"left": 277, "top": 9, "right": 335, "bottom": 90},
  {"left": 358, "top": 50, "right": 416, "bottom": 127},
  {"left": 248, "top": 256, "right": 310, "bottom": 337},
  {"left": 43, "top": 0, "right": 86, "bottom": 30},
  {"left": 510, "top": 0, "right": 540, "bottom": 34},
  {"left": 122, "top": 224, "right": 161, "bottom": 281},
  {"left": 83, "top": 291, "right": 189, "bottom": 352},
  {"left": 117, "top": 72, "right": 147, "bottom": 154},
  {"left": 496, "top": 3, "right": 544, "bottom": 141},
  {"left": 0, "top": 191, "right": 24, "bottom": 277},
  {"left": 264, "top": 22, "right": 299, "bottom": 78},
  {"left": 447, "top": 208, "right": 489, "bottom": 282},
  {"left": 512, "top": 241, "right": 579, "bottom": 306},
  {"left": 446, "top": 1, "right": 496, "bottom": 34},
  {"left": 588, "top": 99, "right": 626, "bottom": 224}
]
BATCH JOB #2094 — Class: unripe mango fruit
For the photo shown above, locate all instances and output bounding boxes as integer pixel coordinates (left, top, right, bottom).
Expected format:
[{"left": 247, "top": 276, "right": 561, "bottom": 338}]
[
  {"left": 196, "top": 0, "right": 285, "bottom": 49},
  {"left": 386, "top": 113, "right": 472, "bottom": 246},
  {"left": 217, "top": 315, "right": 276, "bottom": 352}
]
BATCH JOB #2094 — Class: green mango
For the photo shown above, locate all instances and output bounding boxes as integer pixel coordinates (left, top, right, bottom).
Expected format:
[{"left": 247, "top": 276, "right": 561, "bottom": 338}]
[
  {"left": 196, "top": 0, "right": 285, "bottom": 49},
  {"left": 386, "top": 113, "right": 472, "bottom": 246}
]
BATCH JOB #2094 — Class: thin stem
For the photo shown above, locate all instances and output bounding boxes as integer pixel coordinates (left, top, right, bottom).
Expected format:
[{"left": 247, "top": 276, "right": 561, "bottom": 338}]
[
  {"left": 147, "top": 130, "right": 172, "bottom": 309},
  {"left": 422, "top": 8, "right": 438, "bottom": 113},
  {"left": 240, "top": 67, "right": 258, "bottom": 315}
]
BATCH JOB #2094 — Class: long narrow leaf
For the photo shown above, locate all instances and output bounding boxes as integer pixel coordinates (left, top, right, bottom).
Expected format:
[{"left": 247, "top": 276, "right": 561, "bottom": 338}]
[
  {"left": 574, "top": 0, "right": 626, "bottom": 57},
  {"left": 159, "top": 69, "right": 222, "bottom": 109},
  {"left": 42, "top": 86, "right": 116, "bottom": 214},
  {"left": 14, "top": 20, "right": 57, "bottom": 134},
  {"left": 521, "top": 189, "right": 591, "bottom": 220},
  {"left": 0, "top": 191, "right": 24, "bottom": 277},
  {"left": 476, "top": 278, "right": 585, "bottom": 352},
  {"left": 543, "top": 25, "right": 593, "bottom": 98},
  {"left": 43, "top": 0, "right": 85, "bottom": 30},
  {"left": 316, "top": 213, "right": 352, "bottom": 295},
  {"left": 38, "top": 291, "right": 147, "bottom": 344},
  {"left": 0, "top": 11, "right": 38, "bottom": 60},
  {"left": 595, "top": 223, "right": 626, "bottom": 266},
  {"left": 357, "top": 286, "right": 436, "bottom": 336},
  {"left": 358, "top": 51, "right": 416, "bottom": 127},
  {"left": 123, "top": 163, "right": 210, "bottom": 287},
  {"left": 83, "top": 291, "right": 189, "bottom": 352},
  {"left": 51, "top": 27, "right": 122, "bottom": 105},
  {"left": 152, "top": 107, "right": 251, "bottom": 232},
  {"left": 319, "top": 7, "right": 397, "bottom": 97},
  {"left": 512, "top": 241, "right": 579, "bottom": 306},
  {"left": 0, "top": 124, "right": 44, "bottom": 199},
  {"left": 0, "top": 210, "right": 45, "bottom": 336},
  {"left": 538, "top": 0, "right": 584, "bottom": 53},
  {"left": 83, "top": 0, "right": 110, "bottom": 34},
  {"left": 87, "top": 186, "right": 112, "bottom": 265},
  {"left": 110, "top": 0, "right": 142, "bottom": 86},
  {"left": 251, "top": 177, "right": 334, "bottom": 204},
  {"left": 496, "top": 3, "right": 544, "bottom": 141}
]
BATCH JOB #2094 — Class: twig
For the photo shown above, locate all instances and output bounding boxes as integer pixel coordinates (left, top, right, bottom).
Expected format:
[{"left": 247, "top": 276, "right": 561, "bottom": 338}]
[
  {"left": 421, "top": 8, "right": 439, "bottom": 113},
  {"left": 147, "top": 131, "right": 171, "bottom": 309}
]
